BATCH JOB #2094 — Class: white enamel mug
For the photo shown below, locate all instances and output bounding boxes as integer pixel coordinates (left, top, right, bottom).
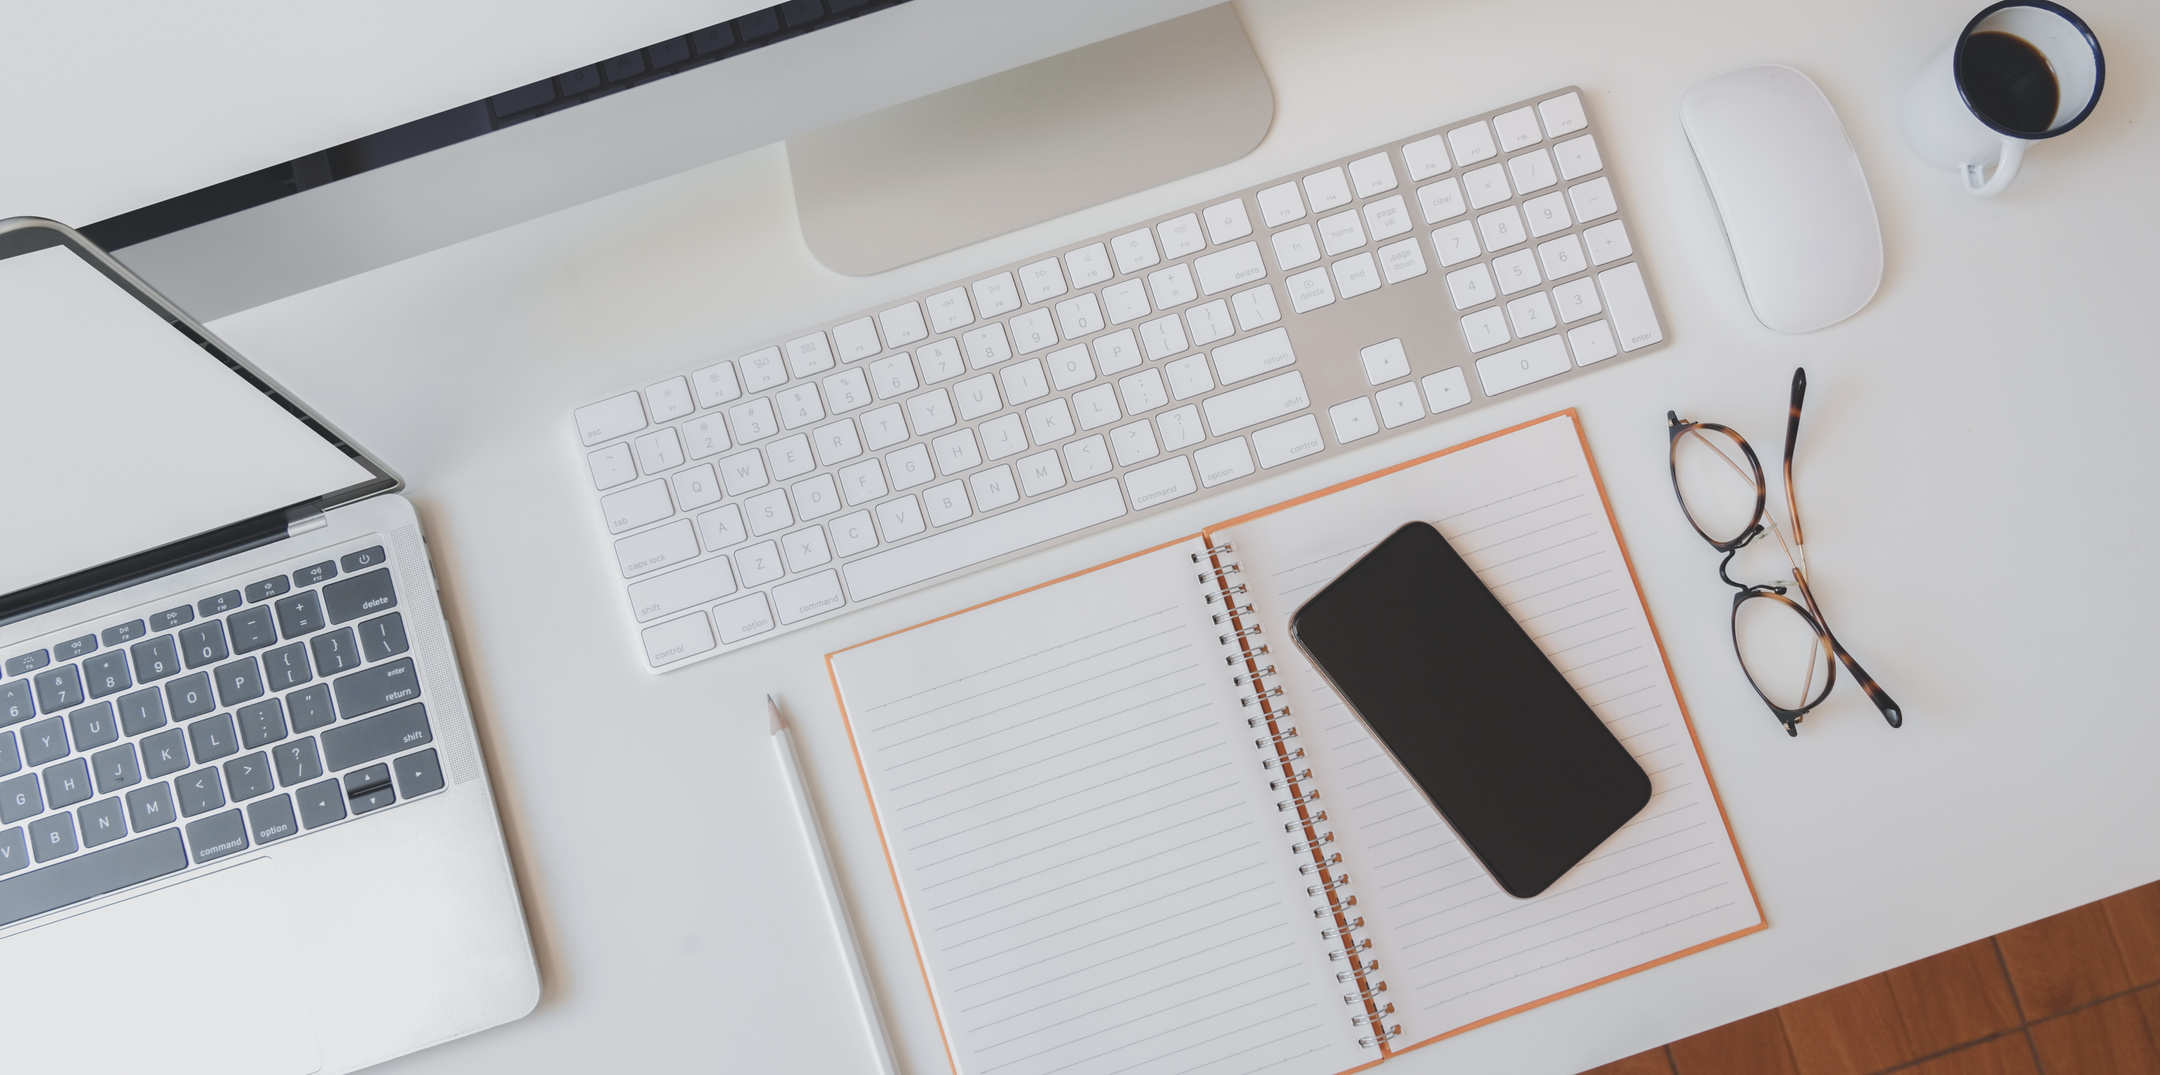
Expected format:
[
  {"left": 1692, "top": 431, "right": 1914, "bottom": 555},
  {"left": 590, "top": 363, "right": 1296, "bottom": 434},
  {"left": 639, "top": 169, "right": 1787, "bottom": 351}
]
[{"left": 1900, "top": 0, "right": 2104, "bottom": 196}]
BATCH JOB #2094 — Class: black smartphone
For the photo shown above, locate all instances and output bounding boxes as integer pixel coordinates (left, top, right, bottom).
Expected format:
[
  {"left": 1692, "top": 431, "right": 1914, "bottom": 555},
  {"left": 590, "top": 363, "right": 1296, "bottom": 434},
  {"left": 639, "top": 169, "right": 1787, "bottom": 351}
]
[{"left": 1289, "top": 521, "right": 1650, "bottom": 898}]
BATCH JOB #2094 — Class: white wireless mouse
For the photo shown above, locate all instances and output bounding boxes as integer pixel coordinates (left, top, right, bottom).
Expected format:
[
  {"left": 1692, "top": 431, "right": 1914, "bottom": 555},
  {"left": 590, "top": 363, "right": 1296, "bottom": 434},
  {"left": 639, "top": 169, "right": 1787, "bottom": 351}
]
[{"left": 1681, "top": 64, "right": 1882, "bottom": 333}]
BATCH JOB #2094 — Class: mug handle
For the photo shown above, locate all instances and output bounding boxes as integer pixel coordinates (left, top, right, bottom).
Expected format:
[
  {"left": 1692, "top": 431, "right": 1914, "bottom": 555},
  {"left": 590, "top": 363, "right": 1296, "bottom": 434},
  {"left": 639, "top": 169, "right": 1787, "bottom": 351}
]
[{"left": 1963, "top": 138, "right": 2026, "bottom": 197}]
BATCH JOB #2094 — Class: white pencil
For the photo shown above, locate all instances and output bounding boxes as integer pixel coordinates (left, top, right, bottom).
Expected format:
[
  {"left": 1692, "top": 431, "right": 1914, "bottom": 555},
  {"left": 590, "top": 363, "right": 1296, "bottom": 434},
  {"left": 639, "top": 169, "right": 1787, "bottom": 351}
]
[{"left": 770, "top": 695, "right": 902, "bottom": 1075}]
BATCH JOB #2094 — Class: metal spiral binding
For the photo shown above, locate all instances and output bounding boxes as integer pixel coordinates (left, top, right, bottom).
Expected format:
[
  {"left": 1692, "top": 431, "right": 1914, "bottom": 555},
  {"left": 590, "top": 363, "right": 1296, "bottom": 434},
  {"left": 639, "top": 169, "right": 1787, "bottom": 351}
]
[
  {"left": 1210, "top": 602, "right": 1257, "bottom": 624},
  {"left": 1232, "top": 664, "right": 1277, "bottom": 687},
  {"left": 1268, "top": 769, "right": 1314, "bottom": 791},
  {"left": 1203, "top": 582, "right": 1249, "bottom": 604},
  {"left": 1195, "top": 562, "right": 1242, "bottom": 584},
  {"left": 1223, "top": 642, "right": 1269, "bottom": 665},
  {"left": 1321, "top": 916, "right": 1364, "bottom": 940},
  {"left": 1260, "top": 747, "right": 1307, "bottom": 769}
]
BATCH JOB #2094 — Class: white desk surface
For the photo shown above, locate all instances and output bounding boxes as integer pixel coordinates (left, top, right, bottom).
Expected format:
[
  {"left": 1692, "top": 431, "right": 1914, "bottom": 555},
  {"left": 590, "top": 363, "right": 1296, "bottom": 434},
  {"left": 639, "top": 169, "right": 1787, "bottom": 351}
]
[{"left": 183, "top": 0, "right": 2160, "bottom": 1070}]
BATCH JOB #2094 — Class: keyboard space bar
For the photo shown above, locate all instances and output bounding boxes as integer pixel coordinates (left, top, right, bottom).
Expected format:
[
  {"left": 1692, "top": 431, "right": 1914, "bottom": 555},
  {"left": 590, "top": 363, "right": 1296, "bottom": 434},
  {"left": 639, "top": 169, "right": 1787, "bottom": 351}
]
[
  {"left": 844, "top": 480, "right": 1128, "bottom": 600},
  {"left": 0, "top": 829, "right": 187, "bottom": 928}
]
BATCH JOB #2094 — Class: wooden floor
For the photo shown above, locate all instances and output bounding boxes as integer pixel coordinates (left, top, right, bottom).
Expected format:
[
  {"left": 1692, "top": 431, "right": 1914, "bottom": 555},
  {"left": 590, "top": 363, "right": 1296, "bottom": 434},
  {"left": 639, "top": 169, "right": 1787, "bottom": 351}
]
[{"left": 1579, "top": 880, "right": 2160, "bottom": 1075}]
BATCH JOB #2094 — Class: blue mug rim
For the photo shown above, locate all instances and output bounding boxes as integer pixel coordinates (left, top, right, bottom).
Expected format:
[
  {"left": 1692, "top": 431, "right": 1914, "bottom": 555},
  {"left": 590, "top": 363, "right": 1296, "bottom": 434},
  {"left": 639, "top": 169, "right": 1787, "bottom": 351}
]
[{"left": 1955, "top": 0, "right": 2106, "bottom": 140}]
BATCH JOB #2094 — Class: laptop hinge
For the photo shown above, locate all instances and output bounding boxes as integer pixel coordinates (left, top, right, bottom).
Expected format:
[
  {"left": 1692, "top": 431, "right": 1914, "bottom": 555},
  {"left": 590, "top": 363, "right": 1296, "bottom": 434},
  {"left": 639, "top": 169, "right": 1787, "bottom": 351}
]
[{"left": 286, "top": 509, "right": 330, "bottom": 537}]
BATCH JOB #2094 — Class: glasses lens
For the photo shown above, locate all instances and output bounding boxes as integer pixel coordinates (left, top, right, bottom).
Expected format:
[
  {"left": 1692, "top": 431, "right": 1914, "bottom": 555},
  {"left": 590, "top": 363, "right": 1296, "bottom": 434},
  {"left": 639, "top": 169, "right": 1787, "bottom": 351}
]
[
  {"left": 1733, "top": 592, "right": 1833, "bottom": 713},
  {"left": 1672, "top": 426, "right": 1761, "bottom": 545}
]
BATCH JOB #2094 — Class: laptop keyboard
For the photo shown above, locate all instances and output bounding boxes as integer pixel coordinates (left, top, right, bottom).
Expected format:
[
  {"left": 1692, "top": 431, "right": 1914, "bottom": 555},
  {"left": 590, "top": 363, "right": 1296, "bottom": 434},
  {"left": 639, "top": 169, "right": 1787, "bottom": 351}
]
[{"left": 0, "top": 543, "right": 444, "bottom": 929}]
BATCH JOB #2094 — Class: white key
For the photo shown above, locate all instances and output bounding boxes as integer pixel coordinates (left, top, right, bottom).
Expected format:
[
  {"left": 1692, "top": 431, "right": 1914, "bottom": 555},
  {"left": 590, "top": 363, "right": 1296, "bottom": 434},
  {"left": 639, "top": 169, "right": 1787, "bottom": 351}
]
[
  {"left": 767, "top": 434, "right": 815, "bottom": 480},
  {"left": 783, "top": 525, "right": 833, "bottom": 571},
  {"left": 1445, "top": 263, "right": 1496, "bottom": 310},
  {"left": 714, "top": 592, "right": 775, "bottom": 646},
  {"left": 691, "top": 361, "right": 742, "bottom": 409},
  {"left": 1431, "top": 221, "right": 1480, "bottom": 266},
  {"left": 1286, "top": 268, "right": 1335, "bottom": 313},
  {"left": 869, "top": 353, "right": 918, "bottom": 400},
  {"left": 1231, "top": 284, "right": 1281, "bottom": 331},
  {"left": 793, "top": 474, "right": 842, "bottom": 520},
  {"left": 1493, "top": 249, "right": 1542, "bottom": 295},
  {"left": 1422, "top": 367, "right": 1472, "bottom": 413},
  {"left": 1185, "top": 300, "right": 1234, "bottom": 347},
  {"left": 1377, "top": 236, "right": 1428, "bottom": 284},
  {"left": 739, "top": 347, "right": 787, "bottom": 392},
  {"left": 1156, "top": 213, "right": 1205, "bottom": 259},
  {"left": 601, "top": 480, "right": 673, "bottom": 534},
  {"left": 1123, "top": 455, "right": 1195, "bottom": 510},
  {"left": 1118, "top": 368, "right": 1169, "bottom": 414},
  {"left": 1271, "top": 225, "right": 1321, "bottom": 272},
  {"left": 1460, "top": 307, "right": 1512, "bottom": 352},
  {"left": 1448, "top": 121, "right": 1498, "bottom": 165},
  {"left": 575, "top": 393, "right": 646, "bottom": 446},
  {"left": 645, "top": 377, "right": 693, "bottom": 423},
  {"left": 902, "top": 390, "right": 954, "bottom": 436},
  {"left": 879, "top": 302, "right": 928, "bottom": 348},
  {"left": 1348, "top": 152, "right": 1399, "bottom": 197},
  {"left": 717, "top": 450, "right": 769, "bottom": 496},
  {"left": 1303, "top": 167, "right": 1352, "bottom": 212},
  {"left": 972, "top": 272, "right": 1020, "bottom": 317},
  {"left": 838, "top": 458, "right": 887, "bottom": 505},
  {"left": 1046, "top": 345, "right": 1095, "bottom": 391},
  {"left": 832, "top": 318, "right": 880, "bottom": 362},
  {"left": 1508, "top": 148, "right": 1558, "bottom": 194},
  {"left": 1204, "top": 199, "right": 1253, "bottom": 244},
  {"left": 642, "top": 612, "right": 714, "bottom": 667},
  {"left": 671, "top": 464, "right": 723, "bottom": 510},
  {"left": 1110, "top": 228, "right": 1160, "bottom": 274},
  {"left": 1008, "top": 308, "right": 1058, "bottom": 355},
  {"left": 1332, "top": 253, "right": 1381, "bottom": 299},
  {"left": 1203, "top": 370, "right": 1310, "bottom": 436},
  {"left": 1257, "top": 181, "right": 1306, "bottom": 226},
  {"left": 1377, "top": 382, "right": 1424, "bottom": 428},
  {"left": 876, "top": 496, "right": 926, "bottom": 541},
  {"left": 1194, "top": 241, "right": 1266, "bottom": 295},
  {"left": 786, "top": 332, "right": 836, "bottom": 377},
  {"left": 917, "top": 338, "right": 966, "bottom": 383},
  {"left": 969, "top": 466, "right": 1020, "bottom": 511},
  {"left": 843, "top": 480, "right": 1128, "bottom": 600},
  {"left": 1165, "top": 354, "right": 1213, "bottom": 400},
  {"left": 1053, "top": 292, "right": 1104, "bottom": 339},
  {"left": 1146, "top": 263, "right": 1197, "bottom": 309},
  {"left": 588, "top": 443, "right": 636, "bottom": 489},
  {"left": 773, "top": 570, "right": 845, "bottom": 625},
  {"left": 979, "top": 413, "right": 1028, "bottom": 460},
  {"left": 932, "top": 428, "right": 982, "bottom": 474},
  {"left": 830, "top": 511, "right": 878, "bottom": 557},
  {"left": 774, "top": 384, "right": 824, "bottom": 430},
  {"left": 1139, "top": 315, "right": 1188, "bottom": 361},
  {"left": 1584, "top": 219, "right": 1633, "bottom": 265},
  {"left": 999, "top": 358, "right": 1049, "bottom": 405},
  {"left": 1072, "top": 384, "right": 1120, "bottom": 430},
  {"left": 1360, "top": 338, "right": 1409, "bottom": 385},
  {"left": 962, "top": 322, "right": 1014, "bottom": 369},
  {"left": 1318, "top": 210, "right": 1366, "bottom": 256},
  {"left": 1505, "top": 291, "right": 1557, "bottom": 337},
  {"left": 1194, "top": 438, "right": 1254, "bottom": 487},
  {"left": 1015, "top": 450, "right": 1065, "bottom": 496},
  {"left": 1252, "top": 414, "right": 1324, "bottom": 468},
  {"left": 1540, "top": 92, "right": 1588, "bottom": 137},
  {"left": 1018, "top": 257, "right": 1067, "bottom": 304},
  {"left": 888, "top": 443, "right": 936, "bottom": 490},
  {"left": 925, "top": 286, "right": 974, "bottom": 333},
  {"left": 1522, "top": 191, "right": 1571, "bottom": 237},
  {"left": 1478, "top": 205, "right": 1527, "bottom": 250},
  {"left": 1103, "top": 279, "right": 1151, "bottom": 325},
  {"left": 735, "top": 540, "right": 784, "bottom": 586},
  {"left": 924, "top": 481, "right": 971, "bottom": 526},
  {"left": 1552, "top": 276, "right": 1602, "bottom": 322},
  {"left": 1064, "top": 435, "right": 1112, "bottom": 481},
  {"left": 1598, "top": 263, "right": 1663, "bottom": 350},
  {"left": 1110, "top": 420, "right": 1159, "bottom": 466},
  {"left": 697, "top": 503, "right": 748, "bottom": 550},
  {"left": 1329, "top": 398, "right": 1378, "bottom": 443},
  {"left": 1539, "top": 233, "right": 1588, "bottom": 280},
  {"left": 616, "top": 519, "right": 697, "bottom": 577},
  {"left": 1555, "top": 133, "right": 1603, "bottom": 180},
  {"left": 1464, "top": 163, "right": 1511, "bottom": 210},
  {"left": 1417, "top": 178, "right": 1467, "bottom": 223},
  {"left": 1493, "top": 106, "right": 1543, "bottom": 151},
  {"left": 1156, "top": 405, "right": 1204, "bottom": 451},
  {"left": 1363, "top": 194, "right": 1412, "bottom": 241},
  {"left": 682, "top": 416, "right": 730, "bottom": 459},
  {"left": 628, "top": 557, "right": 736, "bottom": 625},
  {"left": 1212, "top": 327, "right": 1296, "bottom": 384},
  {"left": 823, "top": 368, "right": 873, "bottom": 413},
  {"left": 1569, "top": 176, "right": 1617, "bottom": 221},
  {"left": 1476, "top": 334, "right": 1571, "bottom": 394},
  {"left": 860, "top": 404, "right": 908, "bottom": 450},
  {"left": 730, "top": 397, "right": 778, "bottom": 443},
  {"left": 1402, "top": 135, "right": 1451, "bottom": 181},
  {"left": 1568, "top": 320, "right": 1620, "bottom": 366},
  {"left": 1064, "top": 243, "right": 1114, "bottom": 288},
  {"left": 812, "top": 419, "right": 862, "bottom": 466}
]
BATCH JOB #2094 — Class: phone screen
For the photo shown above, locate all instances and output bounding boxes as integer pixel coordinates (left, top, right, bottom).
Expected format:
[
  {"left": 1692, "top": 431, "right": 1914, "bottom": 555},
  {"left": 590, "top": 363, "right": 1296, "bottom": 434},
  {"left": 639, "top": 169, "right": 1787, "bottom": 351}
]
[{"left": 1289, "top": 521, "right": 1650, "bottom": 897}]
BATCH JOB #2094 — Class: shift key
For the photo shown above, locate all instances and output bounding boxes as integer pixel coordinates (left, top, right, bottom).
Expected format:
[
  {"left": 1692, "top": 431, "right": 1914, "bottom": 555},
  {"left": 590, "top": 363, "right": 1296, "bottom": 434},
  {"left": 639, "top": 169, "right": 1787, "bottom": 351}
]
[
  {"left": 333, "top": 659, "right": 421, "bottom": 718},
  {"left": 322, "top": 704, "right": 433, "bottom": 772}
]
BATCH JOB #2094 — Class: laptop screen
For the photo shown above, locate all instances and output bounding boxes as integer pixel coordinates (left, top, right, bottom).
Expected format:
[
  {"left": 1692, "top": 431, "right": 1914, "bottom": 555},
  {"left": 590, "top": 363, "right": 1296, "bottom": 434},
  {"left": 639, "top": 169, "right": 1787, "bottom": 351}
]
[{"left": 0, "top": 244, "right": 376, "bottom": 597}]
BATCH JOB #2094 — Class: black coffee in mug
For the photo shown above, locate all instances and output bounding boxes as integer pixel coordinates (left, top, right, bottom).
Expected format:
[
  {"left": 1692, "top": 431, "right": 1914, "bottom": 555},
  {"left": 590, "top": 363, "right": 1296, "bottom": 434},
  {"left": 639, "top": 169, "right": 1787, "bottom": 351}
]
[{"left": 1958, "top": 30, "right": 2058, "bottom": 134}]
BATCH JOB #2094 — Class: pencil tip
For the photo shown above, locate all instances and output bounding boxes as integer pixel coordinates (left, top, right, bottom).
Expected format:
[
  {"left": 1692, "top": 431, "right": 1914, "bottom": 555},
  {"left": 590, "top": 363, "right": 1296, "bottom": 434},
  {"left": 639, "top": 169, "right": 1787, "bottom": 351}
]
[{"left": 767, "top": 694, "right": 782, "bottom": 733}]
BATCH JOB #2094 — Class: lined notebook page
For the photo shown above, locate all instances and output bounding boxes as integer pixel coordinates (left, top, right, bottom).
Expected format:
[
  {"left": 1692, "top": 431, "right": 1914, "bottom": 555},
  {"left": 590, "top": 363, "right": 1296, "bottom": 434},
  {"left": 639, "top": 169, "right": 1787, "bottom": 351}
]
[
  {"left": 829, "top": 542, "right": 1367, "bottom": 1075},
  {"left": 1212, "top": 414, "right": 1762, "bottom": 1048}
]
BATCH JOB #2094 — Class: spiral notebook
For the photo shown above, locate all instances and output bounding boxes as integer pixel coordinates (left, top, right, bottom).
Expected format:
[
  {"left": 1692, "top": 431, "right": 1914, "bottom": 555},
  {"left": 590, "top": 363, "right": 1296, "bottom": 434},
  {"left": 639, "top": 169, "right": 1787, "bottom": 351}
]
[{"left": 826, "top": 411, "right": 1764, "bottom": 1075}]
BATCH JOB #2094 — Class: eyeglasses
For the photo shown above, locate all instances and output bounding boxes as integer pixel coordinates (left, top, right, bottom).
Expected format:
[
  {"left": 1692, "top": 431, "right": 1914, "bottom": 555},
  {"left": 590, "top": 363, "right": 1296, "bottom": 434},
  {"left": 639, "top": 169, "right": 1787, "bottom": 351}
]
[{"left": 1666, "top": 368, "right": 1900, "bottom": 736}]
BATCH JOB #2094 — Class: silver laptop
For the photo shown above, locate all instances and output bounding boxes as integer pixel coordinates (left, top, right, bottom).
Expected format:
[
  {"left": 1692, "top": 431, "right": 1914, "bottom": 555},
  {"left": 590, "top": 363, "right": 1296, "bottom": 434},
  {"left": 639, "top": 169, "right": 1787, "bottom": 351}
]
[{"left": 0, "top": 217, "right": 537, "bottom": 1073}]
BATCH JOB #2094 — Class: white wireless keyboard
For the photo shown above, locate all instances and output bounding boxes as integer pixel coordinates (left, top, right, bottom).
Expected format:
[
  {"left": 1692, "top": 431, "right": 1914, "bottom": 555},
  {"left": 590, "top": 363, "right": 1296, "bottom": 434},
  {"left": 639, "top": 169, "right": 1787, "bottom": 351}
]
[{"left": 573, "top": 87, "right": 1667, "bottom": 671}]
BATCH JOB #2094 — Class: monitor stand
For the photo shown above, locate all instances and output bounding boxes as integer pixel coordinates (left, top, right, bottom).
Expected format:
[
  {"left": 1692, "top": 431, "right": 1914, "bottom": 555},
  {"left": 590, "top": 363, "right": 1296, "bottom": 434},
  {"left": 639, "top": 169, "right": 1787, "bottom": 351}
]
[{"left": 785, "top": 4, "right": 1273, "bottom": 277}]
